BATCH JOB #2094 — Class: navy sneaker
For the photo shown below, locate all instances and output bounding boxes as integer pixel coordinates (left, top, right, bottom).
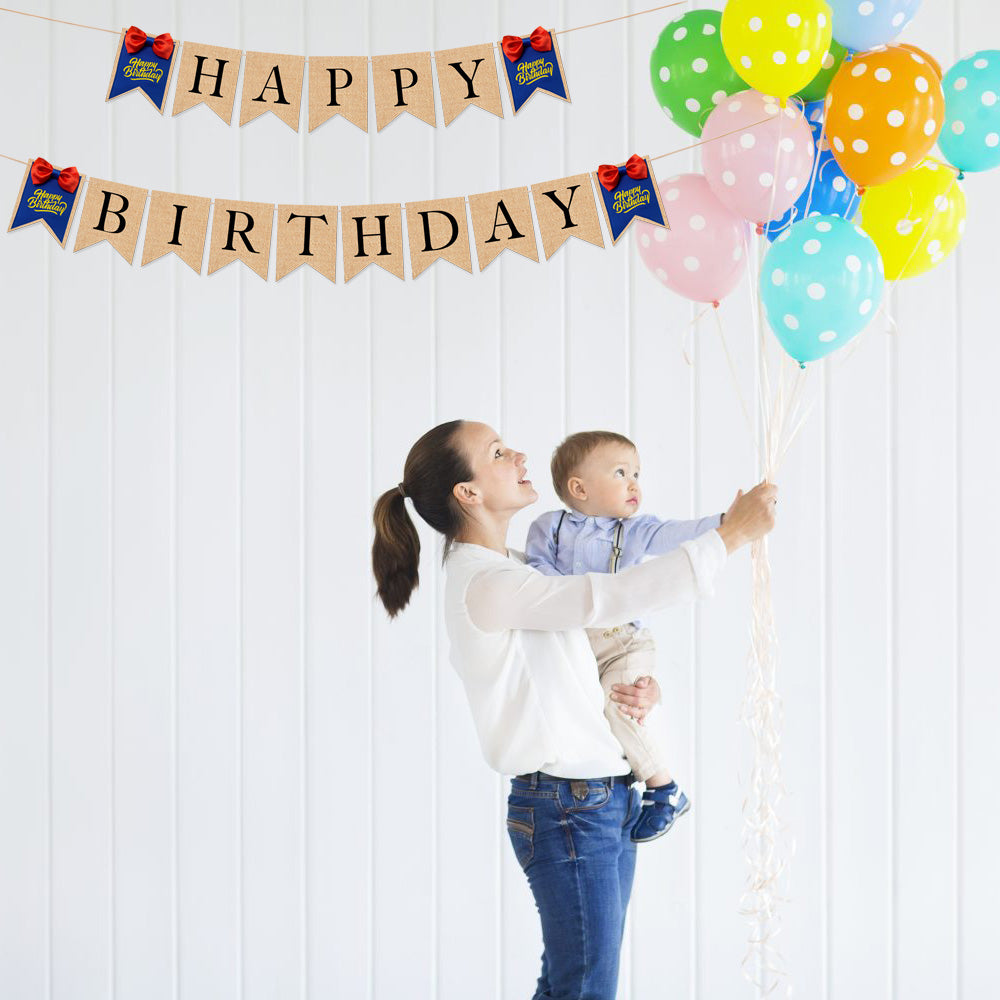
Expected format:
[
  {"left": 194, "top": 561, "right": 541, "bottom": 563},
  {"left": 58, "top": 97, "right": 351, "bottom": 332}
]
[{"left": 630, "top": 782, "right": 690, "bottom": 843}]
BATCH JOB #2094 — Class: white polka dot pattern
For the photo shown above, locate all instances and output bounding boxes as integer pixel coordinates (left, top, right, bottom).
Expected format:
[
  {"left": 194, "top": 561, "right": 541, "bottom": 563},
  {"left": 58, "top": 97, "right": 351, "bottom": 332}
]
[{"left": 826, "top": 44, "right": 945, "bottom": 187}]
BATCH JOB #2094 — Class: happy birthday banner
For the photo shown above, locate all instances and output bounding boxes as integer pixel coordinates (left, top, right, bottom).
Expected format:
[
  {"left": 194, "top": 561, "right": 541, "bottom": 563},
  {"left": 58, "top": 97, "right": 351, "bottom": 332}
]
[
  {"left": 0, "top": 4, "right": 691, "bottom": 130},
  {"left": 105, "top": 26, "right": 571, "bottom": 130},
  {"left": 6, "top": 153, "right": 668, "bottom": 281}
]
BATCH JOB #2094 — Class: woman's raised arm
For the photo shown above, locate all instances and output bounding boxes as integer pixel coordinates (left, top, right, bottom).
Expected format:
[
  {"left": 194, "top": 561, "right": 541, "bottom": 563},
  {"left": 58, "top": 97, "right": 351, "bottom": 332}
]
[
  {"left": 465, "top": 480, "right": 777, "bottom": 633},
  {"left": 466, "top": 530, "right": 727, "bottom": 632}
]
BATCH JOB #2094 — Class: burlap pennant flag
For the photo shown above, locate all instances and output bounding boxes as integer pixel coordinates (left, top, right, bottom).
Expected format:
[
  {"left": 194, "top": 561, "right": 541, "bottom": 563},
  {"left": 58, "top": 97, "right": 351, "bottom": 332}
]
[
  {"left": 405, "top": 197, "right": 472, "bottom": 278},
  {"left": 141, "top": 189, "right": 211, "bottom": 272},
  {"left": 308, "top": 56, "right": 369, "bottom": 132},
  {"left": 341, "top": 203, "right": 404, "bottom": 281},
  {"left": 594, "top": 154, "right": 668, "bottom": 246},
  {"left": 468, "top": 187, "right": 539, "bottom": 270},
  {"left": 172, "top": 43, "right": 243, "bottom": 124},
  {"left": 530, "top": 173, "right": 605, "bottom": 260},
  {"left": 73, "top": 178, "right": 148, "bottom": 263},
  {"left": 434, "top": 44, "right": 503, "bottom": 127},
  {"left": 106, "top": 27, "right": 179, "bottom": 114},
  {"left": 371, "top": 52, "right": 436, "bottom": 131},
  {"left": 240, "top": 51, "right": 306, "bottom": 130},
  {"left": 8, "top": 158, "right": 84, "bottom": 248},
  {"left": 276, "top": 204, "right": 338, "bottom": 282},
  {"left": 207, "top": 200, "right": 275, "bottom": 279}
]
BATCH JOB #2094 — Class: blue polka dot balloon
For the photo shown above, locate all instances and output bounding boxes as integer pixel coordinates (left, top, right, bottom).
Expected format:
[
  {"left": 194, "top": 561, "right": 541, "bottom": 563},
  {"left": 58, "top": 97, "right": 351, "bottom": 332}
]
[
  {"left": 761, "top": 215, "right": 884, "bottom": 366},
  {"left": 939, "top": 51, "right": 1000, "bottom": 174},
  {"left": 764, "top": 101, "right": 860, "bottom": 242}
]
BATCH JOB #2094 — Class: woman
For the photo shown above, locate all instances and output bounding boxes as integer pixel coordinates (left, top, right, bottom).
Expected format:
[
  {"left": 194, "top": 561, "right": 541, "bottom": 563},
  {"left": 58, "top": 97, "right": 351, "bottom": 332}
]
[{"left": 371, "top": 419, "right": 777, "bottom": 1000}]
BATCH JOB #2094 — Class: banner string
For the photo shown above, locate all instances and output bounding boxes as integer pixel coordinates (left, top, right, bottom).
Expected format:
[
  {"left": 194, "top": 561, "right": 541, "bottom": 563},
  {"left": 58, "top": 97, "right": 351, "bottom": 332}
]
[
  {"left": 0, "top": 114, "right": 780, "bottom": 205},
  {"left": 0, "top": 2, "right": 688, "bottom": 46},
  {"left": 0, "top": 6, "right": 118, "bottom": 35}
]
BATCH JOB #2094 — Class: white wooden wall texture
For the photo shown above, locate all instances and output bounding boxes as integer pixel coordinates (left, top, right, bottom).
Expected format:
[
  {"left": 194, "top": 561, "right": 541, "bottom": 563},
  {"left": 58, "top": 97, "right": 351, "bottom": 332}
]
[{"left": 1, "top": 1, "right": 998, "bottom": 998}]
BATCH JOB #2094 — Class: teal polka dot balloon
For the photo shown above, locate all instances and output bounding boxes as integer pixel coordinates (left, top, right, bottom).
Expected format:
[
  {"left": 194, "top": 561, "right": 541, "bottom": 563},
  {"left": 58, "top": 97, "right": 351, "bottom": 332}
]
[
  {"left": 649, "top": 9, "right": 746, "bottom": 138},
  {"left": 761, "top": 216, "right": 885, "bottom": 366},
  {"left": 939, "top": 50, "right": 1000, "bottom": 173}
]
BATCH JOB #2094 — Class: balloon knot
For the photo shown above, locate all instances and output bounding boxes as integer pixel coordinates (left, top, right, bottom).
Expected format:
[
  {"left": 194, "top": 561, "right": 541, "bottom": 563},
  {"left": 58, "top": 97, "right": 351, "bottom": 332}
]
[
  {"left": 957, "top": 171, "right": 965, "bottom": 180},
  {"left": 712, "top": 300, "right": 720, "bottom": 309},
  {"left": 755, "top": 223, "right": 765, "bottom": 235},
  {"left": 799, "top": 362, "right": 807, "bottom": 370},
  {"left": 857, "top": 186, "right": 866, "bottom": 196}
]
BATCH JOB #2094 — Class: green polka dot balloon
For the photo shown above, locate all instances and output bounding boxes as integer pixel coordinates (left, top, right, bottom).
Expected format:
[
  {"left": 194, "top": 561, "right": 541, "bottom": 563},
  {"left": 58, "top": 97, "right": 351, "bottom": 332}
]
[
  {"left": 649, "top": 9, "right": 746, "bottom": 138},
  {"left": 795, "top": 38, "right": 848, "bottom": 104}
]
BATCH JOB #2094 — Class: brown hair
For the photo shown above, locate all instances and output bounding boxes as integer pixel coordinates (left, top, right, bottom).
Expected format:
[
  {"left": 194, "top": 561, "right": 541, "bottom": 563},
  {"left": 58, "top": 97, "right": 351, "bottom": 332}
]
[
  {"left": 371, "top": 419, "right": 472, "bottom": 618},
  {"left": 550, "top": 430, "right": 637, "bottom": 506}
]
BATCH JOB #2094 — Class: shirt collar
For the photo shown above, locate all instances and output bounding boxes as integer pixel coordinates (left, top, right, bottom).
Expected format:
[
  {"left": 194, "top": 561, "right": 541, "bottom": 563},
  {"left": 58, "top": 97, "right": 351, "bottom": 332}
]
[{"left": 563, "top": 509, "right": 623, "bottom": 531}]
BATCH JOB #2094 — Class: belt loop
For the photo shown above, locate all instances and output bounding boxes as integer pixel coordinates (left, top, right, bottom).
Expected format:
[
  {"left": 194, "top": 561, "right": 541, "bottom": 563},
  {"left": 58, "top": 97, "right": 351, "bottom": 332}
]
[{"left": 529, "top": 771, "right": 538, "bottom": 789}]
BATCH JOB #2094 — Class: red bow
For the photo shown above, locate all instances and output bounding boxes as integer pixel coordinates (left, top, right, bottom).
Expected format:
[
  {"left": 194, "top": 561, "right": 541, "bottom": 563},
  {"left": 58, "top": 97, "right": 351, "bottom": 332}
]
[
  {"left": 124, "top": 25, "right": 174, "bottom": 59},
  {"left": 30, "top": 158, "right": 80, "bottom": 194},
  {"left": 597, "top": 154, "right": 648, "bottom": 192},
  {"left": 501, "top": 26, "right": 552, "bottom": 63}
]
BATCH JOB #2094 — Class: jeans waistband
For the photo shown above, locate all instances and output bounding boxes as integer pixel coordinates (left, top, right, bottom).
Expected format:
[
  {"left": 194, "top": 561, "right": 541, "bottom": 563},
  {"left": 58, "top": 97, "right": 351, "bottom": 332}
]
[{"left": 514, "top": 770, "right": 634, "bottom": 788}]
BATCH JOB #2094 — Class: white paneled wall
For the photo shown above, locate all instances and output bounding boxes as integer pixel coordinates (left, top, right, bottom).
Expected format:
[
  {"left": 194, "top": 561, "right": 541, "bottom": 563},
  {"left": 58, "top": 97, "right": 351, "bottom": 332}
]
[{"left": 1, "top": 1, "right": 998, "bottom": 998}]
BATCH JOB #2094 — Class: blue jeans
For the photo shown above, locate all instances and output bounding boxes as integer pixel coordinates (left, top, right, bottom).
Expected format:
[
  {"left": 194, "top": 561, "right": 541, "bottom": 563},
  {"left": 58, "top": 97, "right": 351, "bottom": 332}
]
[{"left": 506, "top": 771, "right": 641, "bottom": 1000}]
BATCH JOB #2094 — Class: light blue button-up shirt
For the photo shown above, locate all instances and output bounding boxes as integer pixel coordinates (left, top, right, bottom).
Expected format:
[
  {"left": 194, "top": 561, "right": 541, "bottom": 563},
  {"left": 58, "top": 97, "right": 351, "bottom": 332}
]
[{"left": 524, "top": 508, "right": 724, "bottom": 627}]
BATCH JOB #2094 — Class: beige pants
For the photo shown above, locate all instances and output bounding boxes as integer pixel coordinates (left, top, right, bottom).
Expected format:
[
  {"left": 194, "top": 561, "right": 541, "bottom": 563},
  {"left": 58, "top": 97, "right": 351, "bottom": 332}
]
[{"left": 585, "top": 623, "right": 668, "bottom": 784}]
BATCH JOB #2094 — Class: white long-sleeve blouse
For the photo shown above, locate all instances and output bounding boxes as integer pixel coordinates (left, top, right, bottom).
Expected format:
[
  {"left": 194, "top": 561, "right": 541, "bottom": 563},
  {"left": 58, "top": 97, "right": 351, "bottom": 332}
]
[{"left": 442, "top": 527, "right": 729, "bottom": 778}]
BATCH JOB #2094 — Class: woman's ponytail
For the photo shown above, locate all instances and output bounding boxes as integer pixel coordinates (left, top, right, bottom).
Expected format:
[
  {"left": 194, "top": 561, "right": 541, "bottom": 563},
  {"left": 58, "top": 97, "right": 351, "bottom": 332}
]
[
  {"left": 372, "top": 485, "right": 421, "bottom": 618},
  {"left": 371, "top": 419, "right": 471, "bottom": 618}
]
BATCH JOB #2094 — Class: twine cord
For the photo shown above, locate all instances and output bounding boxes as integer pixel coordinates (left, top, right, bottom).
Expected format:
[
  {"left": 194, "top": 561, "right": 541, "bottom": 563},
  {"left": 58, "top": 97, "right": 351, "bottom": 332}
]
[{"left": 0, "top": 3, "right": 690, "bottom": 45}]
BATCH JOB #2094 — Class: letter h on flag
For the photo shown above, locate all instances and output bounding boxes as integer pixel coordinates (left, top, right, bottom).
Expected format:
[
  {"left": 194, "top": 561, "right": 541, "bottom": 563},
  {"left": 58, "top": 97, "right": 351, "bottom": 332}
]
[
  {"left": 594, "top": 154, "right": 669, "bottom": 245},
  {"left": 107, "top": 25, "right": 178, "bottom": 113},
  {"left": 499, "top": 26, "right": 570, "bottom": 113}
]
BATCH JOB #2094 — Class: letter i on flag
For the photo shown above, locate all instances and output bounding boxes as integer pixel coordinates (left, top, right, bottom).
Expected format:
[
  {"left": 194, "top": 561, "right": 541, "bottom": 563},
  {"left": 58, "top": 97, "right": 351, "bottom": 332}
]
[
  {"left": 107, "top": 26, "right": 178, "bottom": 113},
  {"left": 594, "top": 155, "right": 668, "bottom": 245},
  {"left": 8, "top": 157, "right": 84, "bottom": 248},
  {"left": 499, "top": 26, "right": 570, "bottom": 113}
]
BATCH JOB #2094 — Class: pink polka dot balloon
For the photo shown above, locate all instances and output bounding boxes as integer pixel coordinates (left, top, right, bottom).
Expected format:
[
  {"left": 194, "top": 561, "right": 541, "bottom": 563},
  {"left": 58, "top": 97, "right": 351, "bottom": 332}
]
[
  {"left": 702, "top": 89, "right": 815, "bottom": 226},
  {"left": 635, "top": 173, "right": 750, "bottom": 304}
]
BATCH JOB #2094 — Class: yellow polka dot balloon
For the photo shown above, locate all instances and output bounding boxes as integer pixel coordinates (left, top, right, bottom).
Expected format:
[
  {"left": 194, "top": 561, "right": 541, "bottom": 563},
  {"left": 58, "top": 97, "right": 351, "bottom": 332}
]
[
  {"left": 858, "top": 158, "right": 966, "bottom": 280},
  {"left": 721, "top": 0, "right": 833, "bottom": 100}
]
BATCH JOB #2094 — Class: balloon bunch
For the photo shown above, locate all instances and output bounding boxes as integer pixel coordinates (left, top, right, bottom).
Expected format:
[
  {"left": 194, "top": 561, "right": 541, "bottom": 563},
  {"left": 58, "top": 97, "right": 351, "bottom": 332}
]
[{"left": 639, "top": 0, "right": 999, "bottom": 367}]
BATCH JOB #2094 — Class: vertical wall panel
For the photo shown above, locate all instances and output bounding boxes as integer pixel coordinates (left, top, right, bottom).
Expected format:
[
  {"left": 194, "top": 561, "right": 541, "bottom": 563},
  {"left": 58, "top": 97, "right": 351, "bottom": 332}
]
[
  {"left": 47, "top": 3, "right": 115, "bottom": 997},
  {"left": 368, "top": 3, "right": 438, "bottom": 998},
  {"left": 238, "top": 5, "right": 309, "bottom": 998},
  {"left": 174, "top": 3, "right": 244, "bottom": 997},
  {"left": 431, "top": 4, "right": 506, "bottom": 999},
  {"left": 301, "top": 4, "right": 374, "bottom": 997},
  {"left": 0, "top": 13, "right": 52, "bottom": 999},
  {"left": 109, "top": 0, "right": 179, "bottom": 995},
  {"left": 895, "top": 8, "right": 959, "bottom": 997},
  {"left": 955, "top": 9, "right": 1000, "bottom": 998}
]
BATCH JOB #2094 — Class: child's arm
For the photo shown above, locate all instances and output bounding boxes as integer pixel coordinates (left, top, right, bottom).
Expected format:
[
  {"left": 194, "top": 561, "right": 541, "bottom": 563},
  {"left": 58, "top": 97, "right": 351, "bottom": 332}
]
[
  {"left": 629, "top": 511, "right": 724, "bottom": 558},
  {"left": 524, "top": 511, "right": 565, "bottom": 576}
]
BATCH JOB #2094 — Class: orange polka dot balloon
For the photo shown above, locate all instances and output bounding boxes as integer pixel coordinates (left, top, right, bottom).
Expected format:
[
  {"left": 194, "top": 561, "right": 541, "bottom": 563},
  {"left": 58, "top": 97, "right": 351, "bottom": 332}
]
[{"left": 825, "top": 45, "right": 945, "bottom": 189}]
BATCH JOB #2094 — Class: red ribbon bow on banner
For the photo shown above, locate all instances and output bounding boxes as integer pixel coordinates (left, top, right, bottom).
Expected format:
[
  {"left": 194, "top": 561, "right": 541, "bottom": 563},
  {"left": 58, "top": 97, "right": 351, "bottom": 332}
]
[
  {"left": 30, "top": 158, "right": 80, "bottom": 194},
  {"left": 501, "top": 26, "right": 552, "bottom": 63},
  {"left": 124, "top": 25, "right": 175, "bottom": 59},
  {"left": 597, "top": 154, "right": 648, "bottom": 192}
]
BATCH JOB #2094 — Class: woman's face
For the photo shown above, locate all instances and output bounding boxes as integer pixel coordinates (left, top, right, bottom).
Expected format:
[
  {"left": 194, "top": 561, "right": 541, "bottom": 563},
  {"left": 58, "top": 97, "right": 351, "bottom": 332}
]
[{"left": 454, "top": 422, "right": 538, "bottom": 516}]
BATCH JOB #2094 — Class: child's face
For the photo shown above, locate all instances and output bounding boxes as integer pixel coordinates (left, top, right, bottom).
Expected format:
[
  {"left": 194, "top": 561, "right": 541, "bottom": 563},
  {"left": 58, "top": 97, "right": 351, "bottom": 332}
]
[{"left": 566, "top": 443, "right": 642, "bottom": 519}]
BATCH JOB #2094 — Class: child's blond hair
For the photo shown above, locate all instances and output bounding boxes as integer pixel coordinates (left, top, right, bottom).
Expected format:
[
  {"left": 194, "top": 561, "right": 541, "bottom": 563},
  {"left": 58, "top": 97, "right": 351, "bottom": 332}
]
[{"left": 550, "top": 431, "right": 637, "bottom": 506}]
